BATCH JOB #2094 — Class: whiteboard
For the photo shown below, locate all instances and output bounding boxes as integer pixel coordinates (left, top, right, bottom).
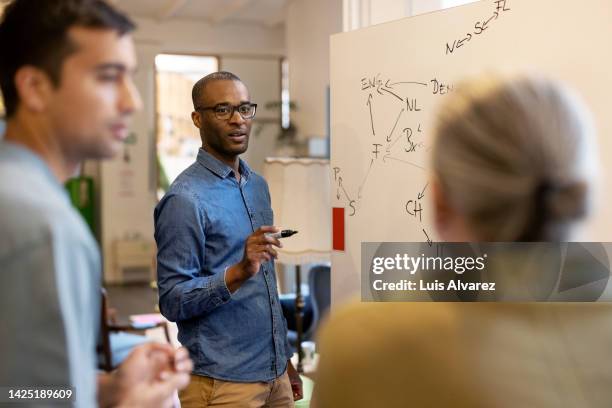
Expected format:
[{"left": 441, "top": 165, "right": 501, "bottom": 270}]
[{"left": 330, "top": 0, "right": 612, "bottom": 305}]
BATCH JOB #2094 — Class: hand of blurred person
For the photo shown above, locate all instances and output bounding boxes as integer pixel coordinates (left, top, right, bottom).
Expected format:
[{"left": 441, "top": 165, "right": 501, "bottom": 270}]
[{"left": 114, "top": 343, "right": 192, "bottom": 407}]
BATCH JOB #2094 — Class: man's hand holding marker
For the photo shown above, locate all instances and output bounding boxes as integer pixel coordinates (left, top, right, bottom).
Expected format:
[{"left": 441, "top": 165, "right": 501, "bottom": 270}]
[{"left": 225, "top": 226, "right": 298, "bottom": 293}]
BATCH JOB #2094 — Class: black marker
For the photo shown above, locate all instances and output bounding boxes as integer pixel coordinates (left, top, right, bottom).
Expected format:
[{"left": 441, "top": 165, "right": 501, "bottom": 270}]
[{"left": 267, "top": 229, "right": 298, "bottom": 239}]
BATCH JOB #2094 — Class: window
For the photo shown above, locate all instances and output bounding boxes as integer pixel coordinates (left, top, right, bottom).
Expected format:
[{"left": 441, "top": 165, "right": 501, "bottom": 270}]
[
  {"left": 155, "top": 54, "right": 218, "bottom": 196},
  {"left": 411, "top": 0, "right": 481, "bottom": 17},
  {"left": 440, "top": 0, "right": 479, "bottom": 9},
  {"left": 281, "top": 58, "right": 290, "bottom": 130}
]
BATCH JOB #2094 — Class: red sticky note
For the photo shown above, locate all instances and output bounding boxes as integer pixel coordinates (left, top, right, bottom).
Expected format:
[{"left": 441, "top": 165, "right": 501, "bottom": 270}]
[{"left": 332, "top": 207, "right": 345, "bottom": 251}]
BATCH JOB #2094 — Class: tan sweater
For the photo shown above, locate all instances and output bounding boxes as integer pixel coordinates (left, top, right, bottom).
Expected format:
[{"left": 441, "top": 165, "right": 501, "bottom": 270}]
[{"left": 313, "top": 302, "right": 612, "bottom": 408}]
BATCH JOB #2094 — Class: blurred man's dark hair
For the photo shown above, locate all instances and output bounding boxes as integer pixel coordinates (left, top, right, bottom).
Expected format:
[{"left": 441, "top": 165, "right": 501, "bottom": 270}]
[{"left": 0, "top": 0, "right": 135, "bottom": 117}]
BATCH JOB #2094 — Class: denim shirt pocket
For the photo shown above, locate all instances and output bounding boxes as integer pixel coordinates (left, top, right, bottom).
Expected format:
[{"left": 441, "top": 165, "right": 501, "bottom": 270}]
[{"left": 258, "top": 208, "right": 274, "bottom": 227}]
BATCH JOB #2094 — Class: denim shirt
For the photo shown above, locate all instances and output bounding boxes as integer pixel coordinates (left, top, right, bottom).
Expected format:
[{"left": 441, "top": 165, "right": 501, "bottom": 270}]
[{"left": 154, "top": 149, "right": 292, "bottom": 382}]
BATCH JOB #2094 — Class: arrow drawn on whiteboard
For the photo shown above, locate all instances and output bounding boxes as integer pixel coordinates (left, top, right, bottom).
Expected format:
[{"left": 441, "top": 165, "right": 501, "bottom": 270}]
[
  {"left": 357, "top": 159, "right": 375, "bottom": 199},
  {"left": 418, "top": 183, "right": 428, "bottom": 200},
  {"left": 423, "top": 229, "right": 433, "bottom": 246},
  {"left": 337, "top": 176, "right": 353, "bottom": 203},
  {"left": 387, "top": 109, "right": 404, "bottom": 142},
  {"left": 389, "top": 81, "right": 428, "bottom": 87},
  {"left": 340, "top": 184, "right": 353, "bottom": 203},
  {"left": 383, "top": 154, "right": 426, "bottom": 170},
  {"left": 380, "top": 87, "right": 403, "bottom": 102},
  {"left": 367, "top": 94, "right": 375, "bottom": 136},
  {"left": 386, "top": 133, "right": 404, "bottom": 152}
]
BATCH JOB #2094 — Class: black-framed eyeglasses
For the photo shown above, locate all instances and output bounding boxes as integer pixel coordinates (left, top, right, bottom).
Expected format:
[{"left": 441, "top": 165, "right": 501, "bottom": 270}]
[{"left": 195, "top": 102, "right": 257, "bottom": 120}]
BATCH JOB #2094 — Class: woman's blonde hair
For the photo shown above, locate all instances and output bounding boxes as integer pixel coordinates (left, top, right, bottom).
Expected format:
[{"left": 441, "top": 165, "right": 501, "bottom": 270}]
[{"left": 432, "top": 74, "right": 597, "bottom": 241}]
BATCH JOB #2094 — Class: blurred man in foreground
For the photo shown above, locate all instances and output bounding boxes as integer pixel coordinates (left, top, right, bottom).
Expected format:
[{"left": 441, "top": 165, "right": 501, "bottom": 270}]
[{"left": 0, "top": 0, "right": 191, "bottom": 406}]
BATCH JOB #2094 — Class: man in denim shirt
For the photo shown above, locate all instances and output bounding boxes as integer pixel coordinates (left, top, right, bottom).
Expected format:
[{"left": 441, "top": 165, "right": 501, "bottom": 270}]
[{"left": 155, "top": 71, "right": 302, "bottom": 407}]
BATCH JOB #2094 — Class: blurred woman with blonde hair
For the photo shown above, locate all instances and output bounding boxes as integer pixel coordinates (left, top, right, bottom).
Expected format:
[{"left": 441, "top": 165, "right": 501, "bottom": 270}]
[{"left": 313, "top": 74, "right": 611, "bottom": 408}]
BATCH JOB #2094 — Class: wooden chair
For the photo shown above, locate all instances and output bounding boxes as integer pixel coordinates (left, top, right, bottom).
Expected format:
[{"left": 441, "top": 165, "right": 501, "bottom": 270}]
[{"left": 98, "top": 288, "right": 171, "bottom": 372}]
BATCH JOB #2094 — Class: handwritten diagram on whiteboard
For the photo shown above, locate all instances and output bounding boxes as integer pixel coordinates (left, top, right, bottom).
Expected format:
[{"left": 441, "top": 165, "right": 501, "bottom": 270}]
[{"left": 330, "top": 0, "right": 612, "bottom": 304}]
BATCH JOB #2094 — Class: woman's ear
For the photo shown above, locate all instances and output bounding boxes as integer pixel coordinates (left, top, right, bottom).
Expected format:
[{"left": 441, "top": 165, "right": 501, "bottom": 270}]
[
  {"left": 432, "top": 177, "right": 449, "bottom": 237},
  {"left": 432, "top": 176, "right": 479, "bottom": 242}
]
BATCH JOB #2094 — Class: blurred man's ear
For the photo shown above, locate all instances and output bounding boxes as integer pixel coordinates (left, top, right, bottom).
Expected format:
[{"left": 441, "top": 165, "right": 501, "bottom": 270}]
[
  {"left": 191, "top": 111, "right": 202, "bottom": 129},
  {"left": 14, "top": 66, "right": 53, "bottom": 114}
]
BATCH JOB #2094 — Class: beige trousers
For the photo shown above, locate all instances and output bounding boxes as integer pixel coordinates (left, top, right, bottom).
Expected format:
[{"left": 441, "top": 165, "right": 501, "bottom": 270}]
[{"left": 179, "top": 372, "right": 294, "bottom": 408}]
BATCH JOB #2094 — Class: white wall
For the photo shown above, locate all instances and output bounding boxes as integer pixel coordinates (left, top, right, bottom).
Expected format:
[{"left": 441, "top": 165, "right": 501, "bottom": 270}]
[
  {"left": 221, "top": 56, "right": 282, "bottom": 175},
  {"left": 343, "top": 0, "right": 477, "bottom": 30},
  {"left": 100, "top": 17, "right": 285, "bottom": 283},
  {"left": 286, "top": 0, "right": 343, "bottom": 143},
  {"left": 132, "top": 17, "right": 285, "bottom": 56}
]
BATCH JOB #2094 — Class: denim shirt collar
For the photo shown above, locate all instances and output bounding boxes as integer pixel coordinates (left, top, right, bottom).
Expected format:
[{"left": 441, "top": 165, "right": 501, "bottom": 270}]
[{"left": 196, "top": 148, "right": 252, "bottom": 181}]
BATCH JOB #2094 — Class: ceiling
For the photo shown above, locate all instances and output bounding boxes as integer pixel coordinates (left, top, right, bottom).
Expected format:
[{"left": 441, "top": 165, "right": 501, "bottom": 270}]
[{"left": 112, "top": 0, "right": 289, "bottom": 27}]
